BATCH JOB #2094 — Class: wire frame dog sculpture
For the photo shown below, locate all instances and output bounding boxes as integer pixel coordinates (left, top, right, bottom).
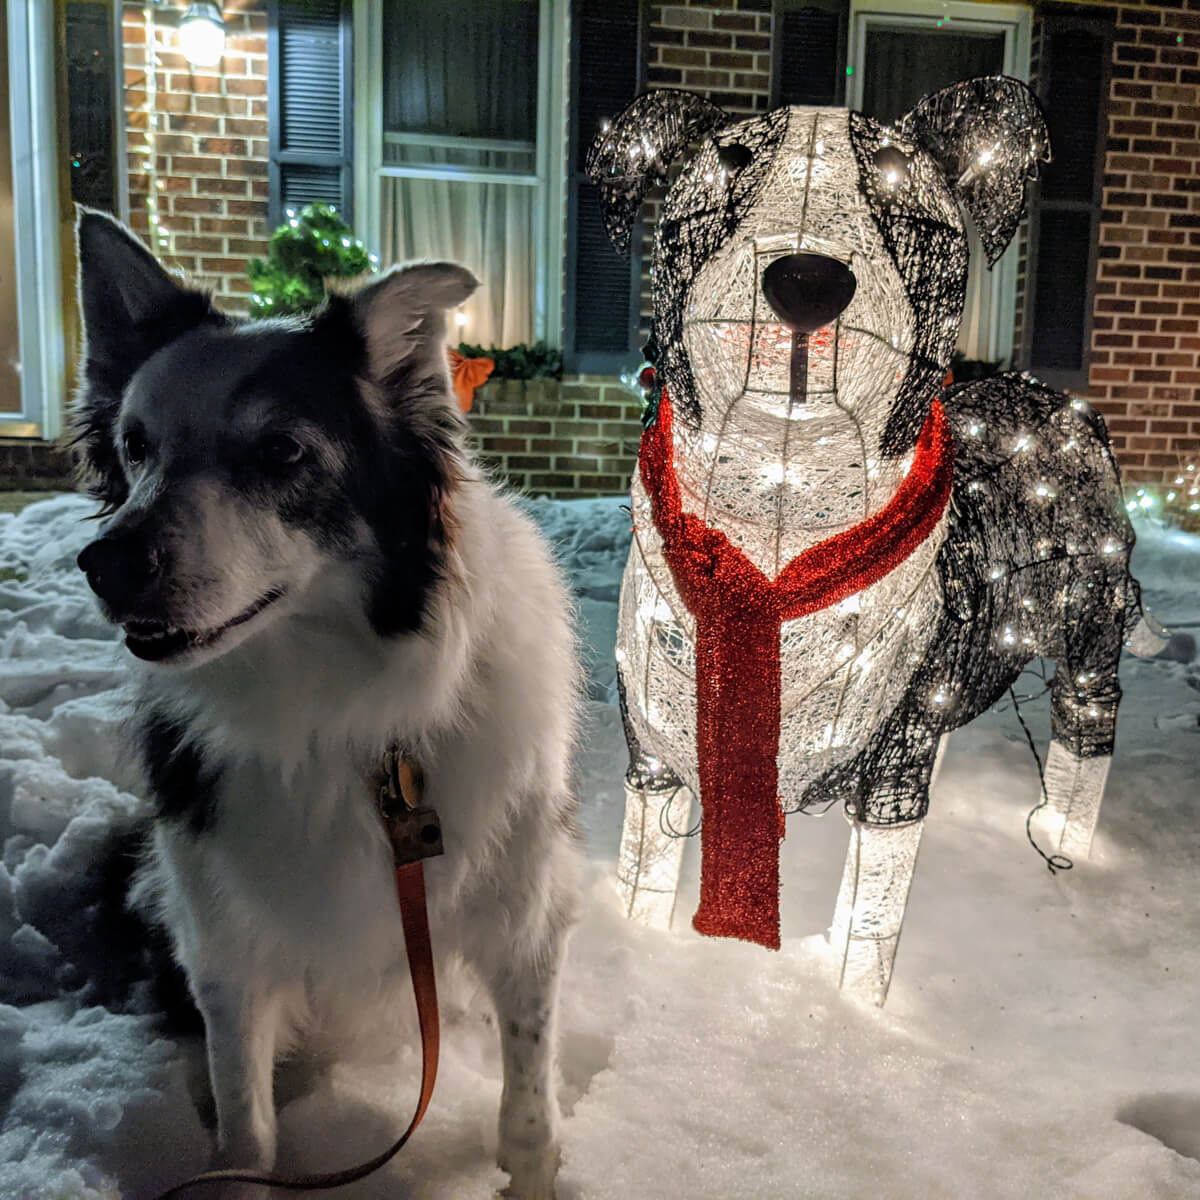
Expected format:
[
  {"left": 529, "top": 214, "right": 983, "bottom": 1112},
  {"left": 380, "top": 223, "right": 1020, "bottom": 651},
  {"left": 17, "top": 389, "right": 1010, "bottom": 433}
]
[{"left": 588, "top": 78, "right": 1164, "bottom": 1003}]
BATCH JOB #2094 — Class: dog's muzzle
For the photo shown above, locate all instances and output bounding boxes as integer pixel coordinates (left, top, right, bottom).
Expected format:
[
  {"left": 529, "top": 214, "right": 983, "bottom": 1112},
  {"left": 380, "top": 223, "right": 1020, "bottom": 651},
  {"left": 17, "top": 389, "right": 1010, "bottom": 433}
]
[
  {"left": 77, "top": 531, "right": 163, "bottom": 613},
  {"left": 761, "top": 253, "right": 857, "bottom": 403}
]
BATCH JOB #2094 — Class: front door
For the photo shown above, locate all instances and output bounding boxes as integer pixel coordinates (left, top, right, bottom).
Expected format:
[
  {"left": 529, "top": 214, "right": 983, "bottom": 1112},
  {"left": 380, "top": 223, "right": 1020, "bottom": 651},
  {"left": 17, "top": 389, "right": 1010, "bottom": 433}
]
[{"left": 848, "top": 0, "right": 1033, "bottom": 367}]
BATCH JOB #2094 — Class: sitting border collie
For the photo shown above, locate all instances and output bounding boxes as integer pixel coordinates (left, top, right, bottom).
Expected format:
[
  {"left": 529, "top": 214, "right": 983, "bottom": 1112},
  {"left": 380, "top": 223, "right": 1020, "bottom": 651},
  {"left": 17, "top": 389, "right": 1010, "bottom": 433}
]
[{"left": 73, "top": 210, "right": 579, "bottom": 1199}]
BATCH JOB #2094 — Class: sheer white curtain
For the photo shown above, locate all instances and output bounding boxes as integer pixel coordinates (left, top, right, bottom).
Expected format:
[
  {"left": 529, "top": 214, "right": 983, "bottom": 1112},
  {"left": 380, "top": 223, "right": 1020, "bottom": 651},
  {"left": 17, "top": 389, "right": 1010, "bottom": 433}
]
[
  {"left": 380, "top": 173, "right": 535, "bottom": 348},
  {"left": 379, "top": 1, "right": 539, "bottom": 347}
]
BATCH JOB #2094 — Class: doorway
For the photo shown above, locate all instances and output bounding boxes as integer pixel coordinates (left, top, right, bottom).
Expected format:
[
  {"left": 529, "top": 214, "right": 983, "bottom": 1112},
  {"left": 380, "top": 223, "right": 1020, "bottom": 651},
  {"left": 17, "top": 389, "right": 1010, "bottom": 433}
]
[{"left": 847, "top": 0, "right": 1033, "bottom": 365}]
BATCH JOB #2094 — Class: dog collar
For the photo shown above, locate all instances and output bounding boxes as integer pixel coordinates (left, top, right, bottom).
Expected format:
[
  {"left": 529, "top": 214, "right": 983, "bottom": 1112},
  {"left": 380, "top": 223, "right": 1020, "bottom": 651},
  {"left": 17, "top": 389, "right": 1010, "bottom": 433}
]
[{"left": 636, "top": 391, "right": 954, "bottom": 950}]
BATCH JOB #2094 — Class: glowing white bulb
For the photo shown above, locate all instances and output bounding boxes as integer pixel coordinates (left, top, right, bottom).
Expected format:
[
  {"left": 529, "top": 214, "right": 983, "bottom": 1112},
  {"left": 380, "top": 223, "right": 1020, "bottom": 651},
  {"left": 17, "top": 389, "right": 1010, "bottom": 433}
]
[{"left": 178, "top": 2, "right": 225, "bottom": 68}]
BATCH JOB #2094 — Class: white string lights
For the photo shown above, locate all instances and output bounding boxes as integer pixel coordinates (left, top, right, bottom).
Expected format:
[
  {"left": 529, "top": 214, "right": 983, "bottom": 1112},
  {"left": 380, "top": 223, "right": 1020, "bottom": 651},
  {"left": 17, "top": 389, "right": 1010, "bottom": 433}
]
[{"left": 139, "top": 3, "right": 171, "bottom": 257}]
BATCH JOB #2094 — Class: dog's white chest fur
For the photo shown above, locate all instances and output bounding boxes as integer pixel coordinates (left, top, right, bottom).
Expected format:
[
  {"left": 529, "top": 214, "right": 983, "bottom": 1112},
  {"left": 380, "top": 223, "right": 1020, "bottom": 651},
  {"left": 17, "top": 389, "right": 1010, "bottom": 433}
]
[{"left": 153, "top": 754, "right": 406, "bottom": 994}]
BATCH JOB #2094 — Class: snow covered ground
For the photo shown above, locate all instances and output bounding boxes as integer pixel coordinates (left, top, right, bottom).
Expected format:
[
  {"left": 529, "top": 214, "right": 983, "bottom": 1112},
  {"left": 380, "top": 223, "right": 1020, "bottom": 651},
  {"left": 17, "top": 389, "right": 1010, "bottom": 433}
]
[{"left": 1, "top": 492, "right": 1200, "bottom": 1199}]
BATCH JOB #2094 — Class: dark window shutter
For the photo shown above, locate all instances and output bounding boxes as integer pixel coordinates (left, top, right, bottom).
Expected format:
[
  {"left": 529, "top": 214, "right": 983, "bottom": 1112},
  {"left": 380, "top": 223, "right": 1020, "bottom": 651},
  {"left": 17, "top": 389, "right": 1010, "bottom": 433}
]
[
  {"left": 774, "top": 3, "right": 848, "bottom": 108},
  {"left": 268, "top": 0, "right": 353, "bottom": 228},
  {"left": 1041, "top": 28, "right": 1105, "bottom": 204},
  {"left": 565, "top": 0, "right": 644, "bottom": 373},
  {"left": 1023, "top": 9, "right": 1113, "bottom": 388},
  {"left": 1030, "top": 211, "right": 1093, "bottom": 371}
]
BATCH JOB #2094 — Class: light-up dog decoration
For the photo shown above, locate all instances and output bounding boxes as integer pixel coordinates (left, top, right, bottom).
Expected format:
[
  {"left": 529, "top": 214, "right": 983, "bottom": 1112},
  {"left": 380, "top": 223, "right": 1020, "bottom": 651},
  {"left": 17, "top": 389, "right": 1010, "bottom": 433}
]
[{"left": 589, "top": 78, "right": 1164, "bottom": 1002}]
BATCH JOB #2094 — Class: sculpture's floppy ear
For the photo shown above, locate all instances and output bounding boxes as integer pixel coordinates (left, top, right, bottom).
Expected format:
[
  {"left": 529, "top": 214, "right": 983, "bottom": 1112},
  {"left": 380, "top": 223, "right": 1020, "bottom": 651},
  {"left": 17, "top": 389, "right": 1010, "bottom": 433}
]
[
  {"left": 585, "top": 89, "right": 729, "bottom": 253},
  {"left": 899, "top": 76, "right": 1050, "bottom": 266}
]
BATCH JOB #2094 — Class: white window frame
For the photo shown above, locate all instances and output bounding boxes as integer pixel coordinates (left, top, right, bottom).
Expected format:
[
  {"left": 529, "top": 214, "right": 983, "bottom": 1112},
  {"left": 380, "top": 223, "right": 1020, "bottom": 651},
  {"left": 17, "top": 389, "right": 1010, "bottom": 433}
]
[
  {"left": 353, "top": 0, "right": 568, "bottom": 346},
  {"left": 6, "top": 0, "right": 66, "bottom": 439},
  {"left": 847, "top": 0, "right": 1033, "bottom": 365}
]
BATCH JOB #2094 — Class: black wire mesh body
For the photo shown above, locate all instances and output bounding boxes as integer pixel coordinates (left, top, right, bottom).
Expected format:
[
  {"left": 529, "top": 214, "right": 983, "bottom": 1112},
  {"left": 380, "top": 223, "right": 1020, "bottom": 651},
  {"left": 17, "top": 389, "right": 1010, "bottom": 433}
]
[{"left": 794, "top": 371, "right": 1139, "bottom": 825}]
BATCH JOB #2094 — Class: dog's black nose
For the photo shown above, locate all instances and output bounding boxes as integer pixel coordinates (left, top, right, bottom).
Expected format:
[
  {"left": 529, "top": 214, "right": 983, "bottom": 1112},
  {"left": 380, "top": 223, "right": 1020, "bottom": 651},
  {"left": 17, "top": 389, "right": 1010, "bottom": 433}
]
[
  {"left": 761, "top": 253, "right": 857, "bottom": 333},
  {"left": 77, "top": 533, "right": 163, "bottom": 610}
]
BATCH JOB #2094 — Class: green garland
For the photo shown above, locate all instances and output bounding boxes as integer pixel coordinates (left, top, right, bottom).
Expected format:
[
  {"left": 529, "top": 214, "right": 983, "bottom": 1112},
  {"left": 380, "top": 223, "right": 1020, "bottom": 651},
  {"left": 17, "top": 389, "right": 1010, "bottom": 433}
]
[
  {"left": 456, "top": 340, "right": 563, "bottom": 380},
  {"left": 247, "top": 204, "right": 374, "bottom": 318},
  {"left": 246, "top": 208, "right": 564, "bottom": 383}
]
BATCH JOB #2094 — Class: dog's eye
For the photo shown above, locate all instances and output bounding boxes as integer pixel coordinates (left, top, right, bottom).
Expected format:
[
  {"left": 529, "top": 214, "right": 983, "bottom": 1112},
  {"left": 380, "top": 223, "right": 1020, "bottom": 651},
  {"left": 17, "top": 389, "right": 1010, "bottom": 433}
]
[
  {"left": 873, "top": 145, "right": 911, "bottom": 187},
  {"left": 123, "top": 430, "right": 148, "bottom": 466},
  {"left": 717, "top": 142, "right": 753, "bottom": 173},
  {"left": 259, "top": 433, "right": 307, "bottom": 467}
]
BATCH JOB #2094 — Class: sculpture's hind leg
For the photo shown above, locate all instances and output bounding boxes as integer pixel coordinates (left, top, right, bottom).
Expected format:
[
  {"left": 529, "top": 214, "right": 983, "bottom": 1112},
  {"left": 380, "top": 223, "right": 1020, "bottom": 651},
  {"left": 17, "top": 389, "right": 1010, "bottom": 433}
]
[{"left": 1043, "top": 566, "right": 1129, "bottom": 858}]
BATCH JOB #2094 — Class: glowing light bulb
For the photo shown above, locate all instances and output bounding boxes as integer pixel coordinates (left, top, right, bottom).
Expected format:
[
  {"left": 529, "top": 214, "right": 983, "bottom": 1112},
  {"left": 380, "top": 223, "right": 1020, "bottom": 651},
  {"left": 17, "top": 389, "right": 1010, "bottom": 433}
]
[{"left": 178, "top": 2, "right": 225, "bottom": 68}]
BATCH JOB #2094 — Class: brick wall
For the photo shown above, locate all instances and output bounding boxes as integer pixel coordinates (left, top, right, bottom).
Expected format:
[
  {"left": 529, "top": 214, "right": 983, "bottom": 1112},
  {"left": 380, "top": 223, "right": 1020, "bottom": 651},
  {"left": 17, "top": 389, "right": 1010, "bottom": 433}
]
[
  {"left": 647, "top": 1, "right": 773, "bottom": 113},
  {"left": 634, "top": 1, "right": 775, "bottom": 330},
  {"left": 468, "top": 379, "right": 643, "bottom": 498},
  {"left": 1085, "top": 1, "right": 1200, "bottom": 488},
  {"left": 121, "top": 0, "right": 270, "bottom": 309}
]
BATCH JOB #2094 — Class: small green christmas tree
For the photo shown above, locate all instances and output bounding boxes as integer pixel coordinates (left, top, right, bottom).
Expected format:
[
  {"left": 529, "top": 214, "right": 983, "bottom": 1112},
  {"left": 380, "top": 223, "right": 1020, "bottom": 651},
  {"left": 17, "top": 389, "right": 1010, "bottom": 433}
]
[{"left": 247, "top": 203, "right": 375, "bottom": 318}]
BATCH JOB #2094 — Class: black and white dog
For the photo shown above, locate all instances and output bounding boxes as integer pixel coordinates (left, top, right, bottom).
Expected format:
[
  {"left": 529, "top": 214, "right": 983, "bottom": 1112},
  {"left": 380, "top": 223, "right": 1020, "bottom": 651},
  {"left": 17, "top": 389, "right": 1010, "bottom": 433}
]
[
  {"left": 590, "top": 80, "right": 1160, "bottom": 994},
  {"left": 73, "top": 211, "right": 578, "bottom": 1196}
]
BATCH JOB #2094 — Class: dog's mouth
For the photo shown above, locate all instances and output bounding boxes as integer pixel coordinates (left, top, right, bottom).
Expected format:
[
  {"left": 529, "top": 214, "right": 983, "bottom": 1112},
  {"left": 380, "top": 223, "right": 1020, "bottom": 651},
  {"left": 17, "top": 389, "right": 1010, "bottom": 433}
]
[{"left": 122, "top": 588, "right": 286, "bottom": 662}]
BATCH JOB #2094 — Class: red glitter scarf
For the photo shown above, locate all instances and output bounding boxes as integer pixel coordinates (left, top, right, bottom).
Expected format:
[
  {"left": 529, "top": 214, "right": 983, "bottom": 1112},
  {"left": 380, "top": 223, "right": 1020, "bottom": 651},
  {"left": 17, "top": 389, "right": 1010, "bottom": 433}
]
[{"left": 639, "top": 393, "right": 955, "bottom": 950}]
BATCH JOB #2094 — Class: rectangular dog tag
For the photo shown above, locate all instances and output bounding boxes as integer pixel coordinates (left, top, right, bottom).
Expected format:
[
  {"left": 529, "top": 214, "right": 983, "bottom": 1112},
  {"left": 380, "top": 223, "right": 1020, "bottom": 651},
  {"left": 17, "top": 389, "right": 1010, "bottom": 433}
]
[{"left": 381, "top": 804, "right": 445, "bottom": 867}]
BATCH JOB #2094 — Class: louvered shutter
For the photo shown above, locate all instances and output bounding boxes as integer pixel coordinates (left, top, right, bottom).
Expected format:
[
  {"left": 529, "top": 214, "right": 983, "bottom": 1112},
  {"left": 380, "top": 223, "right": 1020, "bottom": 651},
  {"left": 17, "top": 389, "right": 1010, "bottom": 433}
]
[
  {"left": 565, "top": 0, "right": 644, "bottom": 373},
  {"left": 774, "top": 2, "right": 848, "bottom": 108},
  {"left": 1024, "top": 11, "right": 1113, "bottom": 386},
  {"left": 268, "top": 0, "right": 353, "bottom": 227}
]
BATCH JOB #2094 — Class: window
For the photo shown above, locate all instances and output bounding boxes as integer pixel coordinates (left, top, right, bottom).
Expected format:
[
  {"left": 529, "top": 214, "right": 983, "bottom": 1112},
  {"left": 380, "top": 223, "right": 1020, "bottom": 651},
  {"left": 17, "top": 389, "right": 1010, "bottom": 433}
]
[
  {"left": 4, "top": 0, "right": 66, "bottom": 436},
  {"left": 355, "top": 0, "right": 566, "bottom": 349}
]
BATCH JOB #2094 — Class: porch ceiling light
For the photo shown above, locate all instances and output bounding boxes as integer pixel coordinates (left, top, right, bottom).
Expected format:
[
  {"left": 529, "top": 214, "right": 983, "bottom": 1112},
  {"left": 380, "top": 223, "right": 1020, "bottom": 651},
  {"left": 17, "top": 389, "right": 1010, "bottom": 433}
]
[{"left": 179, "top": 2, "right": 225, "bottom": 68}]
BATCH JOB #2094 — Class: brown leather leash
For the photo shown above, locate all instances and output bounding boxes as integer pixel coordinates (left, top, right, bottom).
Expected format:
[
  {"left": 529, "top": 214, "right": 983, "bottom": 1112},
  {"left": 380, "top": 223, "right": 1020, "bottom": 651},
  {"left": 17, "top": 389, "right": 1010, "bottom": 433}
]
[{"left": 152, "top": 748, "right": 441, "bottom": 1198}]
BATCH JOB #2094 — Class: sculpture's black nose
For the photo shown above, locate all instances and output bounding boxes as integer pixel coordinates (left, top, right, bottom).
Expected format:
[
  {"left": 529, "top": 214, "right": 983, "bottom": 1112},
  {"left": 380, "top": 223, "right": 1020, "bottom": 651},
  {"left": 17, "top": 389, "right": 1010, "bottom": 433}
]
[
  {"left": 77, "top": 533, "right": 162, "bottom": 611},
  {"left": 761, "top": 253, "right": 857, "bottom": 333}
]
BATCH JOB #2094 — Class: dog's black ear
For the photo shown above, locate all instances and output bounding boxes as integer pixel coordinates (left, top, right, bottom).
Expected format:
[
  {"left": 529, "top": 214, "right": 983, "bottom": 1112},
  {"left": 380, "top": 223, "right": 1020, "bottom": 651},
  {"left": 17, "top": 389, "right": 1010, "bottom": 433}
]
[
  {"left": 585, "top": 89, "right": 729, "bottom": 253},
  {"left": 899, "top": 76, "right": 1050, "bottom": 266},
  {"left": 76, "top": 209, "right": 215, "bottom": 383},
  {"left": 73, "top": 210, "right": 217, "bottom": 512},
  {"left": 350, "top": 261, "right": 478, "bottom": 392}
]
